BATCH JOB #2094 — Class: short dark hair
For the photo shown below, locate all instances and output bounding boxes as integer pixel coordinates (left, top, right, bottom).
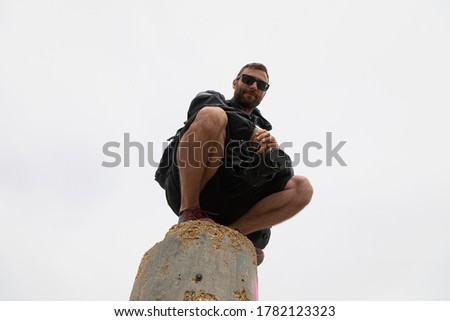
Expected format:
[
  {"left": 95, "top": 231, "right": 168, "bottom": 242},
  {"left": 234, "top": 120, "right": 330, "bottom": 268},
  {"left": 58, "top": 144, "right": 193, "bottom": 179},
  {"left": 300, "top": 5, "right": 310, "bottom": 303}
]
[{"left": 236, "top": 63, "right": 269, "bottom": 80}]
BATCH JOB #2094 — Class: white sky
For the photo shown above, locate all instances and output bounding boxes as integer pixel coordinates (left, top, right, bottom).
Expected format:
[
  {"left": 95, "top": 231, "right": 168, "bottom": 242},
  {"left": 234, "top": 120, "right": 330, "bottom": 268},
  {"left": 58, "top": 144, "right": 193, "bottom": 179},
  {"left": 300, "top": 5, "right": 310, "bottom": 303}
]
[{"left": 1, "top": 0, "right": 449, "bottom": 300}]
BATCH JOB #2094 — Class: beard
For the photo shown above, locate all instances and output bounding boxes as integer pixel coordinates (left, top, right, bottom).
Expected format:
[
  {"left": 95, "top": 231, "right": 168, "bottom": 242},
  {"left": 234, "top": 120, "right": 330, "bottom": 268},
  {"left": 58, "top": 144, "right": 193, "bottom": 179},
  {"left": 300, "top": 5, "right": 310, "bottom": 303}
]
[{"left": 232, "top": 87, "right": 263, "bottom": 112}]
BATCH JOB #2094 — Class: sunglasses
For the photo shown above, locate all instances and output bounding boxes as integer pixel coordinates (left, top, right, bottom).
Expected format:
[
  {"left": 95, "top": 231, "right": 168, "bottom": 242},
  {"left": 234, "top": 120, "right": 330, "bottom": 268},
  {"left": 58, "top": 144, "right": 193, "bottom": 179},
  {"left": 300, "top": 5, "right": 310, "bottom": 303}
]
[{"left": 237, "top": 74, "right": 270, "bottom": 91}]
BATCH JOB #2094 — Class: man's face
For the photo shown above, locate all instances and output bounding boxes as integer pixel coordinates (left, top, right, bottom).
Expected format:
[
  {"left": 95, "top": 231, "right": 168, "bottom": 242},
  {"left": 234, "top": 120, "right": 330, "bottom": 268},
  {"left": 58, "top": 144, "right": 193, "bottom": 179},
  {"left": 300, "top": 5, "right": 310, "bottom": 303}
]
[{"left": 232, "top": 68, "right": 268, "bottom": 111}]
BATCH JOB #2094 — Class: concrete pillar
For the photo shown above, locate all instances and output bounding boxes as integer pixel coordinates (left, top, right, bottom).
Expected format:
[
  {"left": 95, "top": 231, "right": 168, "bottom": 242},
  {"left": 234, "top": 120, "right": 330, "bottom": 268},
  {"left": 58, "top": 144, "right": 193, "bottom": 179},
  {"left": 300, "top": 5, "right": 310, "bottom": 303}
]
[{"left": 130, "top": 220, "right": 258, "bottom": 301}]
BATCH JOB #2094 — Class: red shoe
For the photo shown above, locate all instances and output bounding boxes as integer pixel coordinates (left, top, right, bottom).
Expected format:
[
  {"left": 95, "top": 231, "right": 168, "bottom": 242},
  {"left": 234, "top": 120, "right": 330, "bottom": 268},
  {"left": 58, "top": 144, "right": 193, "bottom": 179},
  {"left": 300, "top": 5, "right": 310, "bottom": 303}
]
[
  {"left": 231, "top": 227, "right": 266, "bottom": 266},
  {"left": 178, "top": 208, "right": 215, "bottom": 224},
  {"left": 255, "top": 248, "right": 265, "bottom": 266}
]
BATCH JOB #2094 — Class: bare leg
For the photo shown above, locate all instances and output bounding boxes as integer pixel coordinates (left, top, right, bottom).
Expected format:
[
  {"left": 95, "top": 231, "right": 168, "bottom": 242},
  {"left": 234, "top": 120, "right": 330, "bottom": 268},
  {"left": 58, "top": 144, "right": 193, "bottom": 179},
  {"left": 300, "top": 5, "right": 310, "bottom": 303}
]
[
  {"left": 228, "top": 176, "right": 313, "bottom": 235},
  {"left": 177, "top": 107, "right": 227, "bottom": 212}
]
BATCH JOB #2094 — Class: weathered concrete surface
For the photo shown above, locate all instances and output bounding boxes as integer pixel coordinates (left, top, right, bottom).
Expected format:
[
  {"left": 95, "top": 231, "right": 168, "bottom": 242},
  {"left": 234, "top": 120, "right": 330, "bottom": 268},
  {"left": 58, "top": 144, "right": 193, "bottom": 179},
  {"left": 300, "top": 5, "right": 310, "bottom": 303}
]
[{"left": 130, "top": 220, "right": 258, "bottom": 301}]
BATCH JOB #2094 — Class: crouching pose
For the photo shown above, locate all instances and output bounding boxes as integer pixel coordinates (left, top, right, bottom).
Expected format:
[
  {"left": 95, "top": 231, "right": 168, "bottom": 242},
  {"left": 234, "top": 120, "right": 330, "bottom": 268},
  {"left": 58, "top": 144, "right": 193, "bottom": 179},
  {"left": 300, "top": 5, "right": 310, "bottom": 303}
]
[{"left": 155, "top": 63, "right": 313, "bottom": 265}]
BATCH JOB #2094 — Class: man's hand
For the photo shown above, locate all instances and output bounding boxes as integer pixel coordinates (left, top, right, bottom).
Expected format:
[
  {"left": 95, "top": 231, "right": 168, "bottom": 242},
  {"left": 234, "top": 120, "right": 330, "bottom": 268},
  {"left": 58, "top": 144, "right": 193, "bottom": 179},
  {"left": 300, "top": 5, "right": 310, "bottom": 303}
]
[{"left": 252, "top": 129, "right": 279, "bottom": 154}]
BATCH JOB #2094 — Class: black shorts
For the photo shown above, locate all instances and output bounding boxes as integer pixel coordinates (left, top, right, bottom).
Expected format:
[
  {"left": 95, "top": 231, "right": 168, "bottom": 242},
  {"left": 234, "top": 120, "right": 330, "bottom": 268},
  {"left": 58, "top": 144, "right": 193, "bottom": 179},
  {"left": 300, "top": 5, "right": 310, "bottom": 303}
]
[{"left": 164, "top": 156, "right": 293, "bottom": 226}]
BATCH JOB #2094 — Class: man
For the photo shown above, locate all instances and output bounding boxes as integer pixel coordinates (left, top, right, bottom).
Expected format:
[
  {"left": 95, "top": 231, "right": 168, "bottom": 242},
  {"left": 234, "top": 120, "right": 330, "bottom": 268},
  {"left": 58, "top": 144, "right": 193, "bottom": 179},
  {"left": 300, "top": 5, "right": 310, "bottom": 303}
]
[{"left": 155, "top": 63, "right": 313, "bottom": 265}]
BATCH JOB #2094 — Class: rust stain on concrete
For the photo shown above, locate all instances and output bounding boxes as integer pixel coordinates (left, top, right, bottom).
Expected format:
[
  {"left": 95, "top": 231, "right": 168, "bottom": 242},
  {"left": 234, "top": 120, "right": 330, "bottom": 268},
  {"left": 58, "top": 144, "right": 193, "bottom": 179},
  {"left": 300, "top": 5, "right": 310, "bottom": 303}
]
[
  {"left": 233, "top": 289, "right": 249, "bottom": 301},
  {"left": 135, "top": 246, "right": 157, "bottom": 278},
  {"left": 168, "top": 221, "right": 256, "bottom": 261},
  {"left": 183, "top": 290, "right": 217, "bottom": 301}
]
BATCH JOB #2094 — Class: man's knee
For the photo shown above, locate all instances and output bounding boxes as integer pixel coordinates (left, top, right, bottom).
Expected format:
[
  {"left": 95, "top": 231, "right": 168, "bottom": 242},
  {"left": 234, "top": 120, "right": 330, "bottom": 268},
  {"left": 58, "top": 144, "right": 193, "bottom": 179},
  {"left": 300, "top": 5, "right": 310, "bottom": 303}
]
[
  {"left": 178, "top": 107, "right": 227, "bottom": 168},
  {"left": 288, "top": 175, "right": 313, "bottom": 207},
  {"left": 193, "top": 107, "right": 228, "bottom": 131}
]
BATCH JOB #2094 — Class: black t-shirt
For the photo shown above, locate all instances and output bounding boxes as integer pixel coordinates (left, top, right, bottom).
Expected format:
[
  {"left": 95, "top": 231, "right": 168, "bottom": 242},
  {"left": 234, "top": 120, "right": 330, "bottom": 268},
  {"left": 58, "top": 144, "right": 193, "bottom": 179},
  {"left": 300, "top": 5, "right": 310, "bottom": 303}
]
[
  {"left": 186, "top": 90, "right": 272, "bottom": 140},
  {"left": 155, "top": 90, "right": 292, "bottom": 191}
]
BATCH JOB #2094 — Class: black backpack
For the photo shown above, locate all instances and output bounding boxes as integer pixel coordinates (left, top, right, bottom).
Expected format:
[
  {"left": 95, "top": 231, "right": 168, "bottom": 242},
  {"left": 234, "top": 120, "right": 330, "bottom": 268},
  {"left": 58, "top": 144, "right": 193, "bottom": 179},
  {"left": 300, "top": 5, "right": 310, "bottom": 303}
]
[{"left": 154, "top": 127, "right": 182, "bottom": 189}]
